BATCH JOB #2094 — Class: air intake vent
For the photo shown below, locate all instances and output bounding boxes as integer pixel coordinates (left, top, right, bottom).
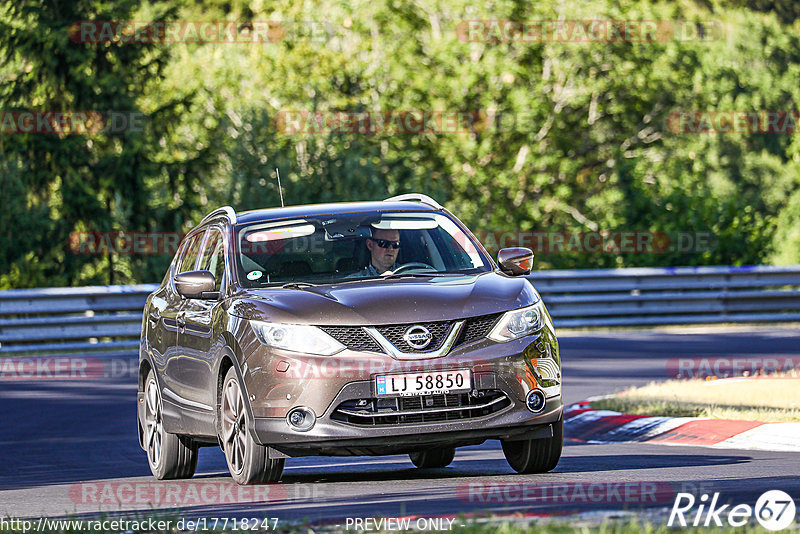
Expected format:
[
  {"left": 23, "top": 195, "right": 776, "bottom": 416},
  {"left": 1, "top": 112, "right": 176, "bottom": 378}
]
[{"left": 331, "top": 390, "right": 511, "bottom": 426}]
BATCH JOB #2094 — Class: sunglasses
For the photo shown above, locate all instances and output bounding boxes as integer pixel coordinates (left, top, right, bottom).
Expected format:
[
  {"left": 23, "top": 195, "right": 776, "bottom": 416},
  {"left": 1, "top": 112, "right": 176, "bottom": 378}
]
[{"left": 371, "top": 238, "right": 401, "bottom": 249}]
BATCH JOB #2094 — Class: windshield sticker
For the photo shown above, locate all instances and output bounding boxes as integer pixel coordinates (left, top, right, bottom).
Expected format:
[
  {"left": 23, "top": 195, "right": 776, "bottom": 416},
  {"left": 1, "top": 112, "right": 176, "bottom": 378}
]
[{"left": 247, "top": 270, "right": 263, "bottom": 281}]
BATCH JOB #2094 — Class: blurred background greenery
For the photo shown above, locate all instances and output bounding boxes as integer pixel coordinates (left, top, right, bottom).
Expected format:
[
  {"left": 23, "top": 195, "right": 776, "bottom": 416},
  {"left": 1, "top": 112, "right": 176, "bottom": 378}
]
[{"left": 2, "top": 0, "right": 800, "bottom": 288}]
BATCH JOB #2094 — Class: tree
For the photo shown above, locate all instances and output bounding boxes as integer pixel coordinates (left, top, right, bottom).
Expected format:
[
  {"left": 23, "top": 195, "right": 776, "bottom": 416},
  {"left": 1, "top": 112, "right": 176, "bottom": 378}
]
[{"left": 0, "top": 0, "right": 203, "bottom": 287}]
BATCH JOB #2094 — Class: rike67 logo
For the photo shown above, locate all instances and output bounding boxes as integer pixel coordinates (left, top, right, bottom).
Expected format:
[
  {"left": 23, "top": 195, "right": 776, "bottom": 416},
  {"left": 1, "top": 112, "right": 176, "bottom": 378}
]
[{"left": 669, "top": 490, "right": 796, "bottom": 531}]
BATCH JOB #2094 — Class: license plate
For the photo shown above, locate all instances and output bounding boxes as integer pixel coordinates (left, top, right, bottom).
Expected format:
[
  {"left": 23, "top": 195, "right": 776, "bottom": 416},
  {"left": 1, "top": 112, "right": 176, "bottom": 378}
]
[{"left": 375, "top": 369, "right": 472, "bottom": 397}]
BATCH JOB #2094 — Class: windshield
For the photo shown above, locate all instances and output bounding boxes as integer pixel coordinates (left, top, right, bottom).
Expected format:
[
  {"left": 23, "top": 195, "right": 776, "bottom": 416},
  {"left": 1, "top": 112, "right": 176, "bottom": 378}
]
[{"left": 235, "top": 211, "right": 491, "bottom": 287}]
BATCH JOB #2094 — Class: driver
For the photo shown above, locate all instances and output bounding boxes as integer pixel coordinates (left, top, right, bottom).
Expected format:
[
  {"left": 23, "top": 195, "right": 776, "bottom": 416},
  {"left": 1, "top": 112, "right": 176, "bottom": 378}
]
[{"left": 351, "top": 228, "right": 400, "bottom": 277}]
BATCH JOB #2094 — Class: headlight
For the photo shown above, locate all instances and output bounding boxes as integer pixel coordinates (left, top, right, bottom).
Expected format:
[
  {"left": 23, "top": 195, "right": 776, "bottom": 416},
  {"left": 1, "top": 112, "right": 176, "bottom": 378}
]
[
  {"left": 488, "top": 300, "right": 545, "bottom": 342},
  {"left": 250, "top": 321, "right": 345, "bottom": 356}
]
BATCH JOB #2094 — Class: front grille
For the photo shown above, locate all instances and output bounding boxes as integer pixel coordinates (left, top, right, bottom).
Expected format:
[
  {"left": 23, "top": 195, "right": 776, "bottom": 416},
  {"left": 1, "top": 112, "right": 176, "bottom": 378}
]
[
  {"left": 318, "top": 326, "right": 382, "bottom": 352},
  {"left": 320, "top": 312, "right": 504, "bottom": 354},
  {"left": 456, "top": 312, "right": 503, "bottom": 346},
  {"left": 374, "top": 320, "right": 454, "bottom": 353},
  {"left": 331, "top": 390, "right": 511, "bottom": 426}
]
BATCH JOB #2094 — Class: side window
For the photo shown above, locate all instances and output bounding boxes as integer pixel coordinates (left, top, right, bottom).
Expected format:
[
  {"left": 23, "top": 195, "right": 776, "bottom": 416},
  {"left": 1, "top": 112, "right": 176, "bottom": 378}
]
[
  {"left": 210, "top": 241, "right": 225, "bottom": 291},
  {"left": 178, "top": 232, "right": 204, "bottom": 274},
  {"left": 199, "top": 228, "right": 226, "bottom": 292}
]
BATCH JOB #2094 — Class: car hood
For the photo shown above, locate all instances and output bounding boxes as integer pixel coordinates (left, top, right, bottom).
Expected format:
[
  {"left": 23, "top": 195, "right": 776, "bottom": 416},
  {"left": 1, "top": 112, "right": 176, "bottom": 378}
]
[{"left": 226, "top": 272, "right": 538, "bottom": 325}]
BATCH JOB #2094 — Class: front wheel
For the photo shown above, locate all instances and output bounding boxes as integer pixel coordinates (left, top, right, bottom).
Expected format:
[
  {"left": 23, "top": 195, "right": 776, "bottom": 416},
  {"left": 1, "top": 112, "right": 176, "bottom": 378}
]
[
  {"left": 501, "top": 418, "right": 563, "bottom": 474},
  {"left": 143, "top": 370, "right": 198, "bottom": 479},
  {"left": 220, "top": 367, "right": 284, "bottom": 484},
  {"left": 409, "top": 446, "right": 456, "bottom": 468}
]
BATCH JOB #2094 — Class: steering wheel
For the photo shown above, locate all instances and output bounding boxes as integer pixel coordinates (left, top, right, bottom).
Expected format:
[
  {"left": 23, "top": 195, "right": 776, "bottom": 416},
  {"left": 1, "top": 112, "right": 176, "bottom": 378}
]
[{"left": 390, "top": 262, "right": 437, "bottom": 274}]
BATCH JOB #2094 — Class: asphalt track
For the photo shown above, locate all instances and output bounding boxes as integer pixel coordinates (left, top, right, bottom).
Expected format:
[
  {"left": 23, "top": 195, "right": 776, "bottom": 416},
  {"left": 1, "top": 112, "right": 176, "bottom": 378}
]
[{"left": 1, "top": 327, "right": 800, "bottom": 525}]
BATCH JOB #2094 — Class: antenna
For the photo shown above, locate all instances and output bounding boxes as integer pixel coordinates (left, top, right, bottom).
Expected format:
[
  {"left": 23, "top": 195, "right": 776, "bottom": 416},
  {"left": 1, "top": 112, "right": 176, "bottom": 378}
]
[{"left": 275, "top": 167, "right": 285, "bottom": 207}]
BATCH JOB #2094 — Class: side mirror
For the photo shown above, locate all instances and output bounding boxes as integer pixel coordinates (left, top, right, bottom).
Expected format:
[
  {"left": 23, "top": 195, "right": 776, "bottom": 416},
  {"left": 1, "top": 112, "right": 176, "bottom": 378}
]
[
  {"left": 497, "top": 247, "right": 534, "bottom": 276},
  {"left": 174, "top": 270, "right": 218, "bottom": 299}
]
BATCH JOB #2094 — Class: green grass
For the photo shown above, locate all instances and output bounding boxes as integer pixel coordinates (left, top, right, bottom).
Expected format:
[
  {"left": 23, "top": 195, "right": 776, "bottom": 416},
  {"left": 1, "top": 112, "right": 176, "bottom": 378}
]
[
  {"left": 590, "top": 396, "right": 800, "bottom": 422},
  {"left": 589, "top": 374, "right": 800, "bottom": 422}
]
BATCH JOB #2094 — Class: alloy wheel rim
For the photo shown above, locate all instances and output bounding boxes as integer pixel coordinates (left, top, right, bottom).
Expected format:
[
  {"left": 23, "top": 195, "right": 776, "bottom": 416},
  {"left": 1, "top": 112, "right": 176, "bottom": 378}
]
[
  {"left": 144, "top": 378, "right": 163, "bottom": 468},
  {"left": 222, "top": 378, "right": 247, "bottom": 475}
]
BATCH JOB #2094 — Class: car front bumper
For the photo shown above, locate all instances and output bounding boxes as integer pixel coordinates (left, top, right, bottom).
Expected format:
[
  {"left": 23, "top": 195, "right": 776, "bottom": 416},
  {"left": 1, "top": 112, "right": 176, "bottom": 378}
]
[
  {"left": 240, "top": 325, "right": 562, "bottom": 456},
  {"left": 251, "top": 389, "right": 561, "bottom": 456}
]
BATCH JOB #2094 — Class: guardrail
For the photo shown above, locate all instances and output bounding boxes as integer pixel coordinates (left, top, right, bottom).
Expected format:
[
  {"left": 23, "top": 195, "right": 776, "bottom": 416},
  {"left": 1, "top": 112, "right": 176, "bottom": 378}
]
[
  {"left": 0, "top": 285, "right": 155, "bottom": 358},
  {"left": 531, "top": 265, "right": 800, "bottom": 327},
  {"left": 1, "top": 265, "right": 799, "bottom": 358}
]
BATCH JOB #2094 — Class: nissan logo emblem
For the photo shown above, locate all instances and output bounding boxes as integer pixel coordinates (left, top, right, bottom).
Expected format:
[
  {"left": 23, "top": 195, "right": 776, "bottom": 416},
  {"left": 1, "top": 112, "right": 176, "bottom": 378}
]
[{"left": 403, "top": 325, "right": 433, "bottom": 349}]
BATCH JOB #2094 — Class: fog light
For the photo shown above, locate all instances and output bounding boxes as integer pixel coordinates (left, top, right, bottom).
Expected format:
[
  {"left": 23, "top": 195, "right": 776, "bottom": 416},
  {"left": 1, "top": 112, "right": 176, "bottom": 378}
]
[
  {"left": 286, "top": 407, "right": 315, "bottom": 432},
  {"left": 526, "top": 389, "right": 546, "bottom": 413}
]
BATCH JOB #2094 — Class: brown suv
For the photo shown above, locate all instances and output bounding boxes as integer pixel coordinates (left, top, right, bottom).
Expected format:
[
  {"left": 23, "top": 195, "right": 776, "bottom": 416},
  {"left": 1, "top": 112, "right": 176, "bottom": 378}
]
[{"left": 137, "top": 194, "right": 562, "bottom": 484}]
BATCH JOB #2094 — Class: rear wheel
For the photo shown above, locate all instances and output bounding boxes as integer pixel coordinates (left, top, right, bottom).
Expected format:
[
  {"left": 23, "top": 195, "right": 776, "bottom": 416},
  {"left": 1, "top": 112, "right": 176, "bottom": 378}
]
[
  {"left": 143, "top": 371, "right": 198, "bottom": 479},
  {"left": 409, "top": 446, "right": 456, "bottom": 468},
  {"left": 501, "top": 418, "right": 563, "bottom": 474},
  {"left": 221, "top": 367, "right": 284, "bottom": 484}
]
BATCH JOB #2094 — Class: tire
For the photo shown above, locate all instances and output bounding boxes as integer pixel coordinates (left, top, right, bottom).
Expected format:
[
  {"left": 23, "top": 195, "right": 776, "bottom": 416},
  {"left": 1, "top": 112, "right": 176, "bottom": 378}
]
[
  {"left": 409, "top": 446, "right": 456, "bottom": 468},
  {"left": 143, "top": 370, "right": 198, "bottom": 479},
  {"left": 220, "top": 367, "right": 285, "bottom": 484},
  {"left": 501, "top": 417, "right": 563, "bottom": 474}
]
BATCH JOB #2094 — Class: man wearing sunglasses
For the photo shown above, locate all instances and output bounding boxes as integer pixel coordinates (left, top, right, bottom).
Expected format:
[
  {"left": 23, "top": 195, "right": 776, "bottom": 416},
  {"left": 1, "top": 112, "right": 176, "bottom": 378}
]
[{"left": 349, "top": 228, "right": 401, "bottom": 277}]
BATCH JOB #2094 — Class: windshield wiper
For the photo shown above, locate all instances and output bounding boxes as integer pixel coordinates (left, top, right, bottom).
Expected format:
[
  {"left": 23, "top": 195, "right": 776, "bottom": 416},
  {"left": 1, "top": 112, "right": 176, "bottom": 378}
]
[
  {"left": 381, "top": 272, "right": 443, "bottom": 280},
  {"left": 333, "top": 272, "right": 458, "bottom": 284},
  {"left": 280, "top": 282, "right": 317, "bottom": 289}
]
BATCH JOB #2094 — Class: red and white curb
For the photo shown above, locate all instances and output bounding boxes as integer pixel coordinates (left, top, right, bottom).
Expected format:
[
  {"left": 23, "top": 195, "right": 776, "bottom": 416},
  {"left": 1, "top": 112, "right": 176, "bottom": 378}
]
[{"left": 564, "top": 402, "right": 800, "bottom": 452}]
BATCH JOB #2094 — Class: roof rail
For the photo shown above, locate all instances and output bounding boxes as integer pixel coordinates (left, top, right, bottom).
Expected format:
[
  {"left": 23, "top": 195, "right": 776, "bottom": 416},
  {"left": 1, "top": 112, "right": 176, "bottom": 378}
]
[
  {"left": 201, "top": 206, "right": 237, "bottom": 224},
  {"left": 383, "top": 193, "right": 443, "bottom": 210}
]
